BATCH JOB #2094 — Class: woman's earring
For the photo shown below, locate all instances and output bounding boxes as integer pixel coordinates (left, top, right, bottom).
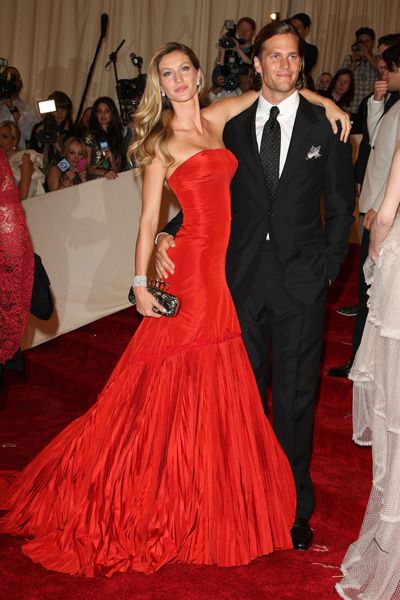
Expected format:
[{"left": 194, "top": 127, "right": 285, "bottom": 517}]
[
  {"left": 161, "top": 90, "right": 166, "bottom": 97},
  {"left": 196, "top": 81, "right": 200, "bottom": 87}
]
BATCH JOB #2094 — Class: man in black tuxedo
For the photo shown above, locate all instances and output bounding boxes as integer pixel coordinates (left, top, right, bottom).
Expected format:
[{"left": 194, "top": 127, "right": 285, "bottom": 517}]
[
  {"left": 290, "top": 13, "right": 318, "bottom": 90},
  {"left": 156, "top": 21, "right": 354, "bottom": 550}
]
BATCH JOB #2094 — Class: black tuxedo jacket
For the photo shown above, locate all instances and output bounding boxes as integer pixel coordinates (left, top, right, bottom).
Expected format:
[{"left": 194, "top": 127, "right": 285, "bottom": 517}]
[
  {"left": 163, "top": 96, "right": 355, "bottom": 309},
  {"left": 303, "top": 41, "right": 318, "bottom": 76}
]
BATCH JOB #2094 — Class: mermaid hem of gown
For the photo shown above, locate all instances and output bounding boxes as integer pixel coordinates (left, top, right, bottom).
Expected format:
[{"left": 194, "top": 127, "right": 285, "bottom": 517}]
[{"left": 1, "top": 335, "right": 294, "bottom": 576}]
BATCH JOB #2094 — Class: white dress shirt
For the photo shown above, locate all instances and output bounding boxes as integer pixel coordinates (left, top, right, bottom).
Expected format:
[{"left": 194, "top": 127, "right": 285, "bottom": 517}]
[{"left": 255, "top": 90, "right": 300, "bottom": 176}]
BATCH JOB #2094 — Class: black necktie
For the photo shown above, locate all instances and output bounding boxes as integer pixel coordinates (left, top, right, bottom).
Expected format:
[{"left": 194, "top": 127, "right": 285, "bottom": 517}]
[{"left": 260, "top": 106, "right": 281, "bottom": 199}]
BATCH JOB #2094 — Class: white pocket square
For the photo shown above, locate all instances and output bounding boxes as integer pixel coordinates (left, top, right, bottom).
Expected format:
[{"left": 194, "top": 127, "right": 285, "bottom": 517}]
[{"left": 305, "top": 145, "right": 322, "bottom": 160}]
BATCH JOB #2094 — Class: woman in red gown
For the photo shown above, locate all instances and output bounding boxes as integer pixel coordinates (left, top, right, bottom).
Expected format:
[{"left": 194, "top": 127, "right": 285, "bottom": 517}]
[{"left": 0, "top": 43, "right": 347, "bottom": 577}]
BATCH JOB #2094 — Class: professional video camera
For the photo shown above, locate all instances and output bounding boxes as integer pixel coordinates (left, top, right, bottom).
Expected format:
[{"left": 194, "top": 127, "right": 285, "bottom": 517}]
[
  {"left": 116, "top": 53, "right": 147, "bottom": 124},
  {"left": 218, "top": 20, "right": 245, "bottom": 49},
  {"left": 217, "top": 21, "right": 247, "bottom": 91},
  {"left": 221, "top": 58, "right": 242, "bottom": 91},
  {"left": 0, "top": 58, "right": 18, "bottom": 99}
]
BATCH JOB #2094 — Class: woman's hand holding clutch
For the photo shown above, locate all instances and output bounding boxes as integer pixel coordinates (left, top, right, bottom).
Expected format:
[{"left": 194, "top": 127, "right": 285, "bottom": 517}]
[{"left": 134, "top": 287, "right": 167, "bottom": 318}]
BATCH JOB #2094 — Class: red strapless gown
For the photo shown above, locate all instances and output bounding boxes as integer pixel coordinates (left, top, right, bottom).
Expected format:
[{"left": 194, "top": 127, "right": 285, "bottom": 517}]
[{"left": 0, "top": 149, "right": 295, "bottom": 576}]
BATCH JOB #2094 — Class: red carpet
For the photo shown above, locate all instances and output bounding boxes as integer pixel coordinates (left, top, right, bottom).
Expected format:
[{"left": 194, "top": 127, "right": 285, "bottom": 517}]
[{"left": 0, "top": 244, "right": 371, "bottom": 600}]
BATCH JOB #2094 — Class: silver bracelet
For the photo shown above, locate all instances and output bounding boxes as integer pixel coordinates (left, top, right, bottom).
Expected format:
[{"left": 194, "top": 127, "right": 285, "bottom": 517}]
[
  {"left": 155, "top": 232, "right": 169, "bottom": 246},
  {"left": 132, "top": 275, "right": 147, "bottom": 288}
]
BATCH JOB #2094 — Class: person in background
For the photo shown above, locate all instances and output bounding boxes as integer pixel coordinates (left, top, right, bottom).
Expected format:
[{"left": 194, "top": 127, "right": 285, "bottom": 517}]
[
  {"left": 84, "top": 96, "right": 124, "bottom": 180},
  {"left": 290, "top": 13, "right": 318, "bottom": 89},
  {"left": 320, "top": 68, "right": 354, "bottom": 111},
  {"left": 336, "top": 140, "right": 400, "bottom": 600},
  {"left": 329, "top": 35, "right": 400, "bottom": 378},
  {"left": 76, "top": 106, "right": 92, "bottom": 138},
  {"left": 0, "top": 120, "right": 44, "bottom": 200},
  {"left": 46, "top": 137, "right": 87, "bottom": 191},
  {"left": 342, "top": 27, "right": 380, "bottom": 117},
  {"left": 0, "top": 149, "right": 34, "bottom": 388},
  {"left": 0, "top": 66, "right": 38, "bottom": 149},
  {"left": 30, "top": 91, "right": 76, "bottom": 176},
  {"left": 317, "top": 72, "right": 332, "bottom": 92},
  {"left": 214, "top": 17, "right": 256, "bottom": 73},
  {"left": 212, "top": 17, "right": 256, "bottom": 92}
]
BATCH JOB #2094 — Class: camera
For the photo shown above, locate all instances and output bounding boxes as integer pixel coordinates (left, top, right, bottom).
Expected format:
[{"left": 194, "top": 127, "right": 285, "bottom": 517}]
[
  {"left": 116, "top": 75, "right": 146, "bottom": 123},
  {"left": 36, "top": 99, "right": 58, "bottom": 144},
  {"left": 351, "top": 42, "right": 362, "bottom": 53},
  {"left": 0, "top": 58, "right": 19, "bottom": 99},
  {"left": 219, "top": 21, "right": 237, "bottom": 49},
  {"left": 221, "top": 57, "right": 242, "bottom": 91},
  {"left": 217, "top": 20, "right": 247, "bottom": 90},
  {"left": 218, "top": 20, "right": 245, "bottom": 49},
  {"left": 116, "top": 52, "right": 146, "bottom": 124}
]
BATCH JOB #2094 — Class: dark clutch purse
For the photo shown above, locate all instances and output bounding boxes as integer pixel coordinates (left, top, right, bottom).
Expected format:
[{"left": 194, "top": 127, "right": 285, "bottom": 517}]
[{"left": 128, "top": 279, "right": 181, "bottom": 317}]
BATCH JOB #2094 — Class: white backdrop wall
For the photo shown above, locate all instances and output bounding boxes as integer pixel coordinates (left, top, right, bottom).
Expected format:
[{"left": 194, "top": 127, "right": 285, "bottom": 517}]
[
  {"left": 1, "top": 0, "right": 400, "bottom": 114},
  {"left": 21, "top": 171, "right": 179, "bottom": 349}
]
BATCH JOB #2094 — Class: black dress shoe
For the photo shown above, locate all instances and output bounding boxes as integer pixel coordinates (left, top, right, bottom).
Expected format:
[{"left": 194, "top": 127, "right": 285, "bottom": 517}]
[
  {"left": 291, "top": 518, "right": 313, "bottom": 550},
  {"left": 327, "top": 358, "right": 353, "bottom": 378}
]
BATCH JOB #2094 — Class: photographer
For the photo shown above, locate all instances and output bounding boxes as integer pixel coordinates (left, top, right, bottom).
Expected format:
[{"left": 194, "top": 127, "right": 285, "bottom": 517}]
[
  {"left": 212, "top": 17, "right": 256, "bottom": 93},
  {"left": 46, "top": 137, "right": 88, "bottom": 191},
  {"left": 0, "top": 66, "right": 38, "bottom": 149},
  {"left": 30, "top": 91, "right": 76, "bottom": 176},
  {"left": 342, "top": 27, "right": 379, "bottom": 116}
]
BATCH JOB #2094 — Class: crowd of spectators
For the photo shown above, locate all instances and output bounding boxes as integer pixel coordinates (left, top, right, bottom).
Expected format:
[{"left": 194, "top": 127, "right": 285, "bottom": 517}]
[
  {"left": 1, "top": 16, "right": 399, "bottom": 202},
  {"left": 0, "top": 68, "right": 132, "bottom": 201},
  {"left": 208, "top": 16, "right": 400, "bottom": 143}
]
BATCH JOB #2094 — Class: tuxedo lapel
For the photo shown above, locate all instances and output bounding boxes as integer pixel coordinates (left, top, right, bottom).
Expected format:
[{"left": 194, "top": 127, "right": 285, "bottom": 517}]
[
  {"left": 235, "top": 101, "right": 270, "bottom": 204},
  {"left": 273, "top": 97, "right": 316, "bottom": 206}
]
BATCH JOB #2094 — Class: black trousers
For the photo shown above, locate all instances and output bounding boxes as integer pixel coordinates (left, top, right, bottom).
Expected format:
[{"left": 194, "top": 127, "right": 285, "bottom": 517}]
[
  {"left": 236, "top": 244, "right": 327, "bottom": 520},
  {"left": 351, "top": 224, "right": 370, "bottom": 356}
]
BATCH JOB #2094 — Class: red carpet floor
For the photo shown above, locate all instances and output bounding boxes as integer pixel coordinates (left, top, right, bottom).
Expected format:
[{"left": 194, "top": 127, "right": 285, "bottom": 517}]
[{"left": 0, "top": 244, "right": 371, "bottom": 600}]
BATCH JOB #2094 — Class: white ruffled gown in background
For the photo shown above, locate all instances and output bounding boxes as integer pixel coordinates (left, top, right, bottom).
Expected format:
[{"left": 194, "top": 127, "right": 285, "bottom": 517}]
[{"left": 336, "top": 216, "right": 400, "bottom": 600}]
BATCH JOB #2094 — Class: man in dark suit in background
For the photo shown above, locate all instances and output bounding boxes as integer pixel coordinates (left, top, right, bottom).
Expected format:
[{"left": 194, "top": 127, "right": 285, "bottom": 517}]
[
  {"left": 156, "top": 21, "right": 354, "bottom": 551},
  {"left": 290, "top": 13, "right": 318, "bottom": 89}
]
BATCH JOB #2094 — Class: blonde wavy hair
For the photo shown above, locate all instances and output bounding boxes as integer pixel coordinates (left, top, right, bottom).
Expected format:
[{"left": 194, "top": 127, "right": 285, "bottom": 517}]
[
  {"left": 62, "top": 136, "right": 87, "bottom": 158},
  {"left": 0, "top": 120, "right": 21, "bottom": 148},
  {"left": 128, "top": 42, "right": 205, "bottom": 174}
]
